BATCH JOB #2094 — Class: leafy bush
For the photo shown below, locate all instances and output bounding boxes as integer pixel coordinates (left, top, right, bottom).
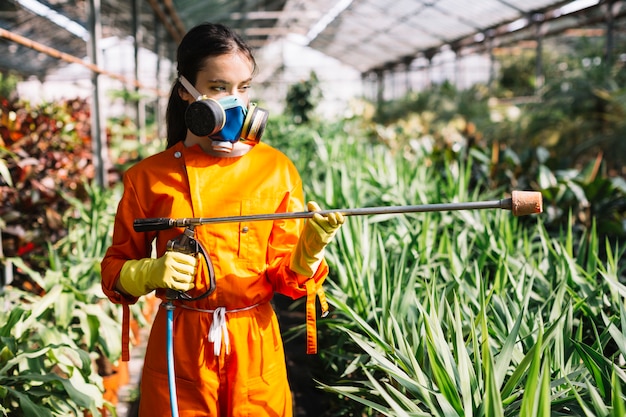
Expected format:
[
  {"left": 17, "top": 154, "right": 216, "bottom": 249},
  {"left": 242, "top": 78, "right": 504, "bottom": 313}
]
[
  {"left": 361, "top": 76, "right": 626, "bottom": 243},
  {"left": 1, "top": 97, "right": 94, "bottom": 276},
  {"left": 285, "top": 71, "right": 322, "bottom": 124},
  {"left": 0, "top": 184, "right": 122, "bottom": 416},
  {"left": 0, "top": 31, "right": 624, "bottom": 415},
  {"left": 268, "top": 116, "right": 626, "bottom": 416},
  {"left": 0, "top": 97, "right": 139, "bottom": 416}
]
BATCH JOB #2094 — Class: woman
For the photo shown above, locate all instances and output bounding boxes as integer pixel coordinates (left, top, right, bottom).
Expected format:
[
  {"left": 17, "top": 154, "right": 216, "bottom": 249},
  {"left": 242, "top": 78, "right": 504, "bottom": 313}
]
[{"left": 101, "top": 22, "right": 343, "bottom": 416}]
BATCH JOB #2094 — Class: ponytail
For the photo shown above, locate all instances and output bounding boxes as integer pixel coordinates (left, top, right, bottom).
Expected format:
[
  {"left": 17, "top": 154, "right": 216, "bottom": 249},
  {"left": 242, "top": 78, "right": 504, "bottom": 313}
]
[{"left": 165, "top": 80, "right": 188, "bottom": 149}]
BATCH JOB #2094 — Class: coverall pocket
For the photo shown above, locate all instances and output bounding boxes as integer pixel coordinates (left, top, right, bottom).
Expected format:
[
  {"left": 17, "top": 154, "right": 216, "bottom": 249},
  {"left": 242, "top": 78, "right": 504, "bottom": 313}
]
[
  {"left": 245, "top": 364, "right": 292, "bottom": 416},
  {"left": 140, "top": 364, "right": 218, "bottom": 416}
]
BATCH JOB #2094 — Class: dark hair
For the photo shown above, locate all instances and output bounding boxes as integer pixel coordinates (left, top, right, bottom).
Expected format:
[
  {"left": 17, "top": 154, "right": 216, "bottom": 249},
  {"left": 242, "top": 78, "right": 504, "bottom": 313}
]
[{"left": 165, "top": 23, "right": 256, "bottom": 148}]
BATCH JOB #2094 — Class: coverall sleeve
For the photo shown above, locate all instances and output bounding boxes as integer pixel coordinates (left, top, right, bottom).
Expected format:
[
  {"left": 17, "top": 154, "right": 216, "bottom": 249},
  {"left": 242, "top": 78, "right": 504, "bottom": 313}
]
[
  {"left": 264, "top": 179, "right": 329, "bottom": 300},
  {"left": 263, "top": 178, "right": 331, "bottom": 354},
  {"left": 100, "top": 171, "right": 154, "bottom": 305}
]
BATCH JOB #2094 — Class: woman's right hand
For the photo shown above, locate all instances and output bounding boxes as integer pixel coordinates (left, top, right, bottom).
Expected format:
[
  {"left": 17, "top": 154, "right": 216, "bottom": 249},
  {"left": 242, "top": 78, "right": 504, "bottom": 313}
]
[{"left": 117, "top": 251, "right": 198, "bottom": 297}]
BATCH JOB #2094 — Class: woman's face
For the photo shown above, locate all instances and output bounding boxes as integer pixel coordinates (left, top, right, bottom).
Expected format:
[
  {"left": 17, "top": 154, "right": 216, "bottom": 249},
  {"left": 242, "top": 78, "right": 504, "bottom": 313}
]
[{"left": 181, "top": 51, "right": 254, "bottom": 104}]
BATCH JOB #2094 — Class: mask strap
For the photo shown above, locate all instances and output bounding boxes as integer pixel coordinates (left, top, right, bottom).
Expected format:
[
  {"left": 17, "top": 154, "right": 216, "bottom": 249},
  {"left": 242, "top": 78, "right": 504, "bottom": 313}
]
[{"left": 179, "top": 75, "right": 203, "bottom": 101}]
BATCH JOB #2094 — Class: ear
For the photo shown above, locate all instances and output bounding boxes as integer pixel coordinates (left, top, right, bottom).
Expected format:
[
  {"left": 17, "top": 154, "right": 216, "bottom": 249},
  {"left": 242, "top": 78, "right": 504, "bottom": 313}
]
[{"left": 178, "top": 84, "right": 195, "bottom": 104}]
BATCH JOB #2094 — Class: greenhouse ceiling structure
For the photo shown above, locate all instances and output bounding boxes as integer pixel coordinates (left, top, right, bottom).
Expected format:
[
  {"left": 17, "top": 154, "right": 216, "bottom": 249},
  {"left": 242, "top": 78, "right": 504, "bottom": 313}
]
[
  {"left": 0, "top": 0, "right": 624, "bottom": 188},
  {"left": 1, "top": 0, "right": 624, "bottom": 81}
]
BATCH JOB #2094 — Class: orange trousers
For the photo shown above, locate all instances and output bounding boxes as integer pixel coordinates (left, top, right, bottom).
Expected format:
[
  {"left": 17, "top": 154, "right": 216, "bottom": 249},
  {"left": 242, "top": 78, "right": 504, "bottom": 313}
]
[{"left": 138, "top": 301, "right": 293, "bottom": 417}]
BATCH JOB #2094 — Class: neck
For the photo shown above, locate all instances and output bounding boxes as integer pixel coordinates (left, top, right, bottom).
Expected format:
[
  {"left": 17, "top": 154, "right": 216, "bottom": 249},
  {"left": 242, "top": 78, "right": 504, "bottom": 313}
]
[{"left": 184, "top": 135, "right": 253, "bottom": 158}]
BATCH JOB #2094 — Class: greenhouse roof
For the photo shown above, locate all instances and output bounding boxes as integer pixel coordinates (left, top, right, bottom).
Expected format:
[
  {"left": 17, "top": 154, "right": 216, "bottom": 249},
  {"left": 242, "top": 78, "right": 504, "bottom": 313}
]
[{"left": 0, "top": 0, "right": 619, "bottom": 79}]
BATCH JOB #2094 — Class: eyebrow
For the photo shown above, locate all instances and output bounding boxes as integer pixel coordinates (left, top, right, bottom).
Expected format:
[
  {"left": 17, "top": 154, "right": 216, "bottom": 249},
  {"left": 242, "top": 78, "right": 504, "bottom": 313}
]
[{"left": 207, "top": 78, "right": 253, "bottom": 84}]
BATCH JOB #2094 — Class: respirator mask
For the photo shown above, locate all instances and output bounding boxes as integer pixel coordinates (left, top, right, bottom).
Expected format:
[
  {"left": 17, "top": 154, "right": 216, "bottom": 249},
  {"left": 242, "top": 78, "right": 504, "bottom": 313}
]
[{"left": 179, "top": 76, "right": 269, "bottom": 154}]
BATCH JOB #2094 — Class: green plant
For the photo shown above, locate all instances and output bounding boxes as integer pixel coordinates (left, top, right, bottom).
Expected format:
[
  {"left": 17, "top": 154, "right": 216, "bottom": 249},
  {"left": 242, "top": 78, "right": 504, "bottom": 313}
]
[
  {"left": 285, "top": 71, "right": 322, "bottom": 124},
  {"left": 0, "top": 276, "right": 112, "bottom": 416},
  {"left": 0, "top": 97, "right": 94, "bottom": 274},
  {"left": 0, "top": 73, "right": 19, "bottom": 100},
  {"left": 268, "top": 116, "right": 625, "bottom": 415},
  {"left": 0, "top": 184, "right": 123, "bottom": 416}
]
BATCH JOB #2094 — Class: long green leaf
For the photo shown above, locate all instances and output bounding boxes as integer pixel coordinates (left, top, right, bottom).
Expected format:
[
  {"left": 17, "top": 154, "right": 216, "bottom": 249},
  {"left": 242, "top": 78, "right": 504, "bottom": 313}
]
[{"left": 520, "top": 321, "right": 544, "bottom": 417}]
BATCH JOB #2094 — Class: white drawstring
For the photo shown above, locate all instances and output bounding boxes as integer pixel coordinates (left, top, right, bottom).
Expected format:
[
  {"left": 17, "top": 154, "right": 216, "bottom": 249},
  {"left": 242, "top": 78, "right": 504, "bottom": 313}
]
[
  {"left": 179, "top": 302, "right": 261, "bottom": 356},
  {"left": 208, "top": 307, "right": 230, "bottom": 356}
]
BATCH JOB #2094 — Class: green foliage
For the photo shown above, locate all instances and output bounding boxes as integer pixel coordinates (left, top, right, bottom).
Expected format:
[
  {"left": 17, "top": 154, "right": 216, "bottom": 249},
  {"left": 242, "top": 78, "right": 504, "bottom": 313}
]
[
  {"left": 497, "top": 51, "right": 538, "bottom": 97},
  {"left": 356, "top": 78, "right": 626, "bottom": 242},
  {"left": 268, "top": 115, "right": 626, "bottom": 416},
  {"left": 0, "top": 184, "right": 122, "bottom": 416},
  {"left": 0, "top": 94, "right": 160, "bottom": 415},
  {"left": 0, "top": 97, "right": 95, "bottom": 273},
  {"left": 375, "top": 82, "right": 491, "bottom": 128},
  {"left": 1, "top": 28, "right": 624, "bottom": 415},
  {"left": 285, "top": 71, "right": 322, "bottom": 124},
  {"left": 0, "top": 72, "right": 19, "bottom": 100},
  {"left": 493, "top": 34, "right": 626, "bottom": 175},
  {"left": 107, "top": 87, "right": 160, "bottom": 132},
  {"left": 107, "top": 123, "right": 166, "bottom": 173}
]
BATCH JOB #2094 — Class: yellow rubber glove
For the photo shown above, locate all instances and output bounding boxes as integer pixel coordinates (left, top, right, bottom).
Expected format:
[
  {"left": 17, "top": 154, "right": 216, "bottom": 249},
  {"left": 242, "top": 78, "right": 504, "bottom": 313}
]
[
  {"left": 290, "top": 201, "right": 345, "bottom": 277},
  {"left": 117, "top": 251, "right": 198, "bottom": 297}
]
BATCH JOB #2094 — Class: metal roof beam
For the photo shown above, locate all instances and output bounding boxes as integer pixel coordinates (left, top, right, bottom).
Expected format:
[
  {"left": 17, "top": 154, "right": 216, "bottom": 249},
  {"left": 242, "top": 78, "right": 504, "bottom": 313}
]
[
  {"left": 146, "top": 0, "right": 184, "bottom": 43},
  {"left": 177, "top": 0, "right": 285, "bottom": 23},
  {"left": 163, "top": 0, "right": 187, "bottom": 35},
  {"left": 365, "top": 0, "right": 623, "bottom": 74},
  {"left": 244, "top": 26, "right": 297, "bottom": 36},
  {"left": 0, "top": 27, "right": 165, "bottom": 93},
  {"left": 228, "top": 10, "right": 319, "bottom": 20}
]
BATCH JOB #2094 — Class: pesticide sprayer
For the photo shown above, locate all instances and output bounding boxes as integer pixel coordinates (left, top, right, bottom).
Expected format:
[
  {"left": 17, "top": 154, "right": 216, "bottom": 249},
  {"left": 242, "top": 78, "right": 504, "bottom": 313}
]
[
  {"left": 133, "top": 190, "right": 543, "bottom": 417},
  {"left": 134, "top": 190, "right": 543, "bottom": 233}
]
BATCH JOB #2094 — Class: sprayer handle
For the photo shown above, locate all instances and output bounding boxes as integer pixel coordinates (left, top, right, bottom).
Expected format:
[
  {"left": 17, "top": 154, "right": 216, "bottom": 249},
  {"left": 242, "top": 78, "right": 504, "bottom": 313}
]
[{"left": 133, "top": 218, "right": 173, "bottom": 232}]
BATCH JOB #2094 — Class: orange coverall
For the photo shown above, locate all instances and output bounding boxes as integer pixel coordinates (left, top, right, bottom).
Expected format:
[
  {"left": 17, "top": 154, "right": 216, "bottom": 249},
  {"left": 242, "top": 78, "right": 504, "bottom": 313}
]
[{"left": 101, "top": 141, "right": 329, "bottom": 416}]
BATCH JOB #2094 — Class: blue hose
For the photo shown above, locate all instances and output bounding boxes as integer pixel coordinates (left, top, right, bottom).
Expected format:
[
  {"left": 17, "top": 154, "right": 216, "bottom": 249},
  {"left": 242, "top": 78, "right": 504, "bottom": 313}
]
[{"left": 166, "top": 302, "right": 179, "bottom": 417}]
